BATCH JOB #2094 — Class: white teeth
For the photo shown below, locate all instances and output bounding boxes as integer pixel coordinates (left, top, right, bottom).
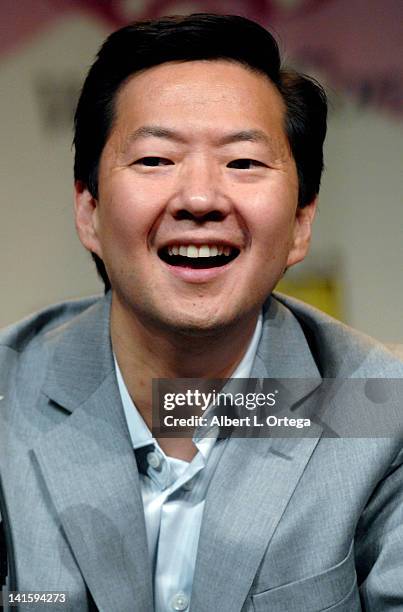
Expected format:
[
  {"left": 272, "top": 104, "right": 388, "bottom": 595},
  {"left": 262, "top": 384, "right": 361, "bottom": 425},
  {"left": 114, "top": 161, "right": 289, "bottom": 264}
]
[
  {"left": 166, "top": 244, "right": 235, "bottom": 258},
  {"left": 198, "top": 246, "right": 210, "bottom": 258}
]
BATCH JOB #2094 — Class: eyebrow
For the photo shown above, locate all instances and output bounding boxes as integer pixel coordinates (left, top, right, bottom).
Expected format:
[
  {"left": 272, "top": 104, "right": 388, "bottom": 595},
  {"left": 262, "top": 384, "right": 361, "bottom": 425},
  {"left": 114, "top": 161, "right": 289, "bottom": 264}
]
[
  {"left": 123, "top": 126, "right": 276, "bottom": 149},
  {"left": 123, "top": 126, "right": 187, "bottom": 149},
  {"left": 217, "top": 129, "right": 273, "bottom": 146}
]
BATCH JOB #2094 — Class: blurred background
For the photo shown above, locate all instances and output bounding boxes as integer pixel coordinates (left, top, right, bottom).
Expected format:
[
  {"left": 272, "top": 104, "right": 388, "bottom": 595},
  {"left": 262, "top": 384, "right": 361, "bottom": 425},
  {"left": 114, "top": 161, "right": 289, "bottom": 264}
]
[{"left": 0, "top": 0, "right": 402, "bottom": 342}]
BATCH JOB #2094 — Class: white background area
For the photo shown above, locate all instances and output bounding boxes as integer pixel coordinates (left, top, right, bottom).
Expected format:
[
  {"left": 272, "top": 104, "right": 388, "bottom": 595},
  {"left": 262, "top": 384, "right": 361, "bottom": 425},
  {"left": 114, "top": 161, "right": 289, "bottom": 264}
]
[{"left": 0, "top": 15, "right": 402, "bottom": 342}]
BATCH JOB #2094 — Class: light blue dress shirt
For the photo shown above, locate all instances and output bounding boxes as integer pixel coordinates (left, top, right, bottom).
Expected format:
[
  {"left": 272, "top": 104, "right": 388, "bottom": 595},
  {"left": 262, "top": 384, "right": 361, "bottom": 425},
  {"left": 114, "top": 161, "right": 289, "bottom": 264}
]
[{"left": 114, "top": 312, "right": 262, "bottom": 611}]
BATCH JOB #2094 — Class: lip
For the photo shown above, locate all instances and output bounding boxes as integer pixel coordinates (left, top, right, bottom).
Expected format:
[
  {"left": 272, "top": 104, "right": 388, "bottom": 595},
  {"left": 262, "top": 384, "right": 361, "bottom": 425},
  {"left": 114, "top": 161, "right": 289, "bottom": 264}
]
[{"left": 160, "top": 253, "right": 239, "bottom": 283}]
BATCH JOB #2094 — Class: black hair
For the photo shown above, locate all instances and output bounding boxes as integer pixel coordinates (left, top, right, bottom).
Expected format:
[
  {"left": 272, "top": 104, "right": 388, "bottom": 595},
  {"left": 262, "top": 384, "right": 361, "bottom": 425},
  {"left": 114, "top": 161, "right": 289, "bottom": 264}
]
[{"left": 74, "top": 13, "right": 327, "bottom": 291}]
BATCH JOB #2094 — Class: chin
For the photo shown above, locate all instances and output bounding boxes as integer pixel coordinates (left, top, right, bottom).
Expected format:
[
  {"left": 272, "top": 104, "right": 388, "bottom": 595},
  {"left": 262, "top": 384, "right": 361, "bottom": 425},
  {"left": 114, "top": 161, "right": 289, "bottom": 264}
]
[
  {"left": 177, "top": 303, "right": 262, "bottom": 339},
  {"left": 148, "top": 305, "right": 238, "bottom": 338},
  {"left": 167, "top": 314, "right": 229, "bottom": 336}
]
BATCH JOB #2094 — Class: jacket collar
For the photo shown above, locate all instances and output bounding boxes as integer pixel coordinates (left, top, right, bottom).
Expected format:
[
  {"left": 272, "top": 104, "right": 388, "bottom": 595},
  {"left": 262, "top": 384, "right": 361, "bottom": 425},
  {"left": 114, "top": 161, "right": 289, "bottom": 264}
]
[
  {"left": 42, "top": 293, "right": 114, "bottom": 412},
  {"left": 254, "top": 293, "right": 321, "bottom": 379}
]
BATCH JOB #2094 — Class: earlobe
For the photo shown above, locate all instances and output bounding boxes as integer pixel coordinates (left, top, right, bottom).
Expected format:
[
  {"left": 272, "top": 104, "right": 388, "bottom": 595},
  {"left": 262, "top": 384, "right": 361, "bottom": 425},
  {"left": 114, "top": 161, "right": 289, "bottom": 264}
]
[
  {"left": 74, "top": 181, "right": 103, "bottom": 257},
  {"left": 286, "top": 197, "right": 318, "bottom": 268}
]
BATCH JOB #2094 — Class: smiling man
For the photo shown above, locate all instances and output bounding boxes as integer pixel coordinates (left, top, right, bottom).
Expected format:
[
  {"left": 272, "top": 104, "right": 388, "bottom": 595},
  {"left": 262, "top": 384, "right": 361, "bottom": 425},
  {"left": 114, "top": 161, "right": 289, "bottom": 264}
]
[
  {"left": 75, "top": 55, "right": 316, "bottom": 458},
  {"left": 1, "top": 13, "right": 403, "bottom": 612}
]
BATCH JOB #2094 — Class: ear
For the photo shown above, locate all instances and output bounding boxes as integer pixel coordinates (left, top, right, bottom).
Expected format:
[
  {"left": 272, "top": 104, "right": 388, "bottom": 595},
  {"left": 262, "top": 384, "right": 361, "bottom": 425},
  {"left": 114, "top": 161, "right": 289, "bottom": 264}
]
[
  {"left": 286, "top": 197, "right": 318, "bottom": 268},
  {"left": 74, "top": 181, "right": 103, "bottom": 257}
]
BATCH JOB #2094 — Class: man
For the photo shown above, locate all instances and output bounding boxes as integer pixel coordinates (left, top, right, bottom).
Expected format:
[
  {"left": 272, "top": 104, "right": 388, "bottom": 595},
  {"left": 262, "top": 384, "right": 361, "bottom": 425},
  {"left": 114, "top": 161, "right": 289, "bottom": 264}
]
[{"left": 0, "top": 13, "right": 402, "bottom": 612}]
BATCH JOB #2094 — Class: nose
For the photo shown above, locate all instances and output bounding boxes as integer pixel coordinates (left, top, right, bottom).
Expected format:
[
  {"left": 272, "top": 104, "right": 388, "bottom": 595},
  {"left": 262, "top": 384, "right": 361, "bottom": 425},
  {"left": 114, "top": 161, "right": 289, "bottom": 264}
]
[{"left": 167, "top": 158, "right": 231, "bottom": 221}]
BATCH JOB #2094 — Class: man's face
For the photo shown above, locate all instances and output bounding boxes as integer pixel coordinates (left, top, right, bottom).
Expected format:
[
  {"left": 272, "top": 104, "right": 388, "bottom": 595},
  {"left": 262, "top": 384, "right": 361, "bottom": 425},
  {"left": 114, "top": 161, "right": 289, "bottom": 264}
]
[{"left": 75, "top": 60, "right": 316, "bottom": 333}]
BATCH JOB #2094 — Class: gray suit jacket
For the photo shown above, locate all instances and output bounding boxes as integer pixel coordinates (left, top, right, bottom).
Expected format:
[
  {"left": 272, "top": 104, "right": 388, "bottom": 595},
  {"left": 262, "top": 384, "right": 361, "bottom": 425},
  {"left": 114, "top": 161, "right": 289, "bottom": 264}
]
[{"left": 0, "top": 293, "right": 402, "bottom": 611}]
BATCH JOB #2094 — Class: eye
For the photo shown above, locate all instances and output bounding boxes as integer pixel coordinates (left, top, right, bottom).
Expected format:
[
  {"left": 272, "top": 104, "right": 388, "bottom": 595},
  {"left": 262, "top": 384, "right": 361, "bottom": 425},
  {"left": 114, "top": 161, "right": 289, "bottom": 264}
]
[
  {"left": 134, "top": 157, "right": 174, "bottom": 166},
  {"left": 227, "top": 159, "right": 266, "bottom": 169}
]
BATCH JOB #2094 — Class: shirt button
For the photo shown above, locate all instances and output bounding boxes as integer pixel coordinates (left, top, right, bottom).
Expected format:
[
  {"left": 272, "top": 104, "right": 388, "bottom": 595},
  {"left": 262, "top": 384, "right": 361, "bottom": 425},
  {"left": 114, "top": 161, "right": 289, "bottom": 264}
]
[
  {"left": 146, "top": 450, "right": 162, "bottom": 470},
  {"left": 171, "top": 592, "right": 189, "bottom": 610}
]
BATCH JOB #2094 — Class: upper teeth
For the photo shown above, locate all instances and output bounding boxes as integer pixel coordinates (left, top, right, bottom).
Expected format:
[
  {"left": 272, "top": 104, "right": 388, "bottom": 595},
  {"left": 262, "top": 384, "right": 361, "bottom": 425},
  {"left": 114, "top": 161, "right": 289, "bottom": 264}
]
[{"left": 167, "top": 245, "right": 232, "bottom": 258}]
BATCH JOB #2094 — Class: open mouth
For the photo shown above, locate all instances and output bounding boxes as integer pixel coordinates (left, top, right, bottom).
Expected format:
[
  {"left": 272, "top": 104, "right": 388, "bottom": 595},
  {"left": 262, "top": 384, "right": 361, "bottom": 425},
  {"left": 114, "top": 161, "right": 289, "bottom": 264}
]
[{"left": 158, "top": 244, "right": 240, "bottom": 269}]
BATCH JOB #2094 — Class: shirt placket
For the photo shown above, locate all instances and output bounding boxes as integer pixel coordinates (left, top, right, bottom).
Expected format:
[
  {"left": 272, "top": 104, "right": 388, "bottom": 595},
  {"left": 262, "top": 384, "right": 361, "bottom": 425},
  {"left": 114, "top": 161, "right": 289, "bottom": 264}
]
[{"left": 152, "top": 452, "right": 207, "bottom": 612}]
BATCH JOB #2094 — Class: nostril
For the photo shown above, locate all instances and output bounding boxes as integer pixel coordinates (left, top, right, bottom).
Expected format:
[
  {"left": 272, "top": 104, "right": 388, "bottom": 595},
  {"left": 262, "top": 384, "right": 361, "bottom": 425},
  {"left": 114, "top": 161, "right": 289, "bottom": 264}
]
[{"left": 205, "top": 211, "right": 226, "bottom": 222}]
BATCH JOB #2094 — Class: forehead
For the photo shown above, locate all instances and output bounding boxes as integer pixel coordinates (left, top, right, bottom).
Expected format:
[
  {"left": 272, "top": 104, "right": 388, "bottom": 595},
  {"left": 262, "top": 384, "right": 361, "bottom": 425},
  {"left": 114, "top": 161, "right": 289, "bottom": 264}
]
[{"left": 112, "top": 60, "right": 288, "bottom": 147}]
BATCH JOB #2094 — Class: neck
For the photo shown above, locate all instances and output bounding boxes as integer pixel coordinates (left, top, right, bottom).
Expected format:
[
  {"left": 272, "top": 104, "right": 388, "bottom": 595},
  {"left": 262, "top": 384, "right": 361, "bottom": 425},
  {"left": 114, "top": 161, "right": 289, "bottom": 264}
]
[{"left": 110, "top": 292, "right": 259, "bottom": 427}]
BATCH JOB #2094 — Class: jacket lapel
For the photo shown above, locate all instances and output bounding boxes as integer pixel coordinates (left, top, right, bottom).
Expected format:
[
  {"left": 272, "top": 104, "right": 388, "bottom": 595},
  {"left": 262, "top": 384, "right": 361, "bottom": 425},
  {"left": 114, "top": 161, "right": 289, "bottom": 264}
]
[
  {"left": 191, "top": 295, "right": 323, "bottom": 612},
  {"left": 33, "top": 295, "right": 153, "bottom": 612}
]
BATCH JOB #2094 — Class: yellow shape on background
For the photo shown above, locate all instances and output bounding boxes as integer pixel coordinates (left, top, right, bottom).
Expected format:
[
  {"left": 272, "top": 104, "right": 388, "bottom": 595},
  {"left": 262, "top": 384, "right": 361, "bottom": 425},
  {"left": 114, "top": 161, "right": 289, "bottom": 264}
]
[{"left": 277, "top": 275, "right": 344, "bottom": 321}]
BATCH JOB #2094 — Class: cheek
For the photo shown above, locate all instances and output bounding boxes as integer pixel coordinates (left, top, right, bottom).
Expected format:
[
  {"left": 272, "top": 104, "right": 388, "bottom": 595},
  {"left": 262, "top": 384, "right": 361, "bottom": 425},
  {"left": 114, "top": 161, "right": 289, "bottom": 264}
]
[
  {"left": 98, "top": 180, "right": 165, "bottom": 251},
  {"left": 243, "top": 187, "right": 297, "bottom": 252}
]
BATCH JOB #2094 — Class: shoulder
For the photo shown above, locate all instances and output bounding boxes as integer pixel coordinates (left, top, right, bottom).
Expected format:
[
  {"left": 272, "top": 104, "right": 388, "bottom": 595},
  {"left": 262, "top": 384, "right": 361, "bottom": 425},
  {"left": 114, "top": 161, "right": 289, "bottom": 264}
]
[
  {"left": 0, "top": 296, "right": 102, "bottom": 353},
  {"left": 271, "top": 292, "right": 403, "bottom": 378},
  {"left": 0, "top": 296, "right": 105, "bottom": 384}
]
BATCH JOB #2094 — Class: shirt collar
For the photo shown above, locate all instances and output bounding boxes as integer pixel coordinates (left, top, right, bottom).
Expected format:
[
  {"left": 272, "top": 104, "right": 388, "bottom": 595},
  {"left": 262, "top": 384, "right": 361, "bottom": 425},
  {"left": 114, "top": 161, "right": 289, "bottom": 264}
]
[
  {"left": 114, "top": 359, "right": 152, "bottom": 450},
  {"left": 230, "top": 310, "right": 262, "bottom": 379}
]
